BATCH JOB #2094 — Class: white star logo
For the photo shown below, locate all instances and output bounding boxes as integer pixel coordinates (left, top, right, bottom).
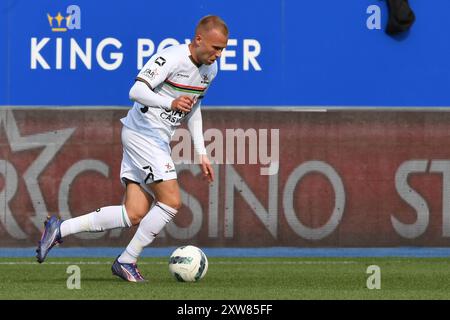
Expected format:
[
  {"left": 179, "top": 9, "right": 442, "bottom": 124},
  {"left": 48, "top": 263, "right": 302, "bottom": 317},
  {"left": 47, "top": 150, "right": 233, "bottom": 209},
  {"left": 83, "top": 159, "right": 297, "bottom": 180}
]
[{"left": 0, "top": 109, "right": 75, "bottom": 239}]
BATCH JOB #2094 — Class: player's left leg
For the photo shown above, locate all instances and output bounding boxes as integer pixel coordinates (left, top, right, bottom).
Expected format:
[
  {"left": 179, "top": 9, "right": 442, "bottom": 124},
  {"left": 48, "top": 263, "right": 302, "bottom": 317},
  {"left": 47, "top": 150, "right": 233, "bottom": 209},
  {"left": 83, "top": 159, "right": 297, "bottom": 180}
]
[{"left": 37, "top": 172, "right": 157, "bottom": 265}]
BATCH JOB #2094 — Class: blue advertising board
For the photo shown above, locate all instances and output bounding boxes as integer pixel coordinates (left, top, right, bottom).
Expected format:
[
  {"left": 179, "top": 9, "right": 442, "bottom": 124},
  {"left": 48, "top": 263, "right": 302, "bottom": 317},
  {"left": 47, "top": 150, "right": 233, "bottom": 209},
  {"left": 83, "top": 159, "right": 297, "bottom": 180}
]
[{"left": 0, "top": 0, "right": 449, "bottom": 107}]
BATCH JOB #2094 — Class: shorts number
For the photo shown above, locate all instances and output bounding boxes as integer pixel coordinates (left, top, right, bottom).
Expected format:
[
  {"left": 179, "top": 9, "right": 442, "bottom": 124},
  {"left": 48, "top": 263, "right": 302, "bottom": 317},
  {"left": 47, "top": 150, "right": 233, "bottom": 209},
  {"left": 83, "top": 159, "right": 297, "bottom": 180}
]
[{"left": 142, "top": 165, "right": 154, "bottom": 184}]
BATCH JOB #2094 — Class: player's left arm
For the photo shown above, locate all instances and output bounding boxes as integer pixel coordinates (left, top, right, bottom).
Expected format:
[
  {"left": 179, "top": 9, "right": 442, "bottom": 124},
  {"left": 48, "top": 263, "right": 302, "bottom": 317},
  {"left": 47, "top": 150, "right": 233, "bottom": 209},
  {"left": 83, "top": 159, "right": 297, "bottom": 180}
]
[{"left": 186, "top": 101, "right": 214, "bottom": 183}]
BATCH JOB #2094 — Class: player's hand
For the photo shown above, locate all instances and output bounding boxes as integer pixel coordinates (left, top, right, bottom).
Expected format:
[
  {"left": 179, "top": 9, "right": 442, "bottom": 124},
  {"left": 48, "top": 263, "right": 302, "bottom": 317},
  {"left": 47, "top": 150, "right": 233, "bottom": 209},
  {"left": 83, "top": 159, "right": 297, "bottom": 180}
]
[
  {"left": 199, "top": 155, "right": 214, "bottom": 183},
  {"left": 171, "top": 96, "right": 194, "bottom": 113}
]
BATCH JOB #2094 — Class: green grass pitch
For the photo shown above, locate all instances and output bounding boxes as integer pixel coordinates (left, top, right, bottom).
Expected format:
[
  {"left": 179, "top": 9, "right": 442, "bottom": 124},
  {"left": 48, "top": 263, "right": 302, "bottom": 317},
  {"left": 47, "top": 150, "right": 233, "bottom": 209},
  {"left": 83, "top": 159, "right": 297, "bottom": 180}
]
[{"left": 1, "top": 257, "right": 450, "bottom": 300}]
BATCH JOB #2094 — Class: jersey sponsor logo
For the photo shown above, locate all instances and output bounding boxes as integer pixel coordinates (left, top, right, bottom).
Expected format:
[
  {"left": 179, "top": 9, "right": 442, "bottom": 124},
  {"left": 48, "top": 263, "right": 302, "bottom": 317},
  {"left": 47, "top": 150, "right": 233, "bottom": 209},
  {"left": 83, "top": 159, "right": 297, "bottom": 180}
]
[
  {"left": 155, "top": 56, "right": 166, "bottom": 66},
  {"left": 160, "top": 109, "right": 187, "bottom": 124}
]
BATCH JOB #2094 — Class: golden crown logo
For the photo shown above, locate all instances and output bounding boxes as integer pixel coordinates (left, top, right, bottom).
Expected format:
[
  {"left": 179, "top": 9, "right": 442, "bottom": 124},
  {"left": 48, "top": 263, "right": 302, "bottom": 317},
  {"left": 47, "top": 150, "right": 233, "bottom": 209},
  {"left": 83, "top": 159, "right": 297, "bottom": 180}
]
[{"left": 47, "top": 12, "right": 71, "bottom": 32}]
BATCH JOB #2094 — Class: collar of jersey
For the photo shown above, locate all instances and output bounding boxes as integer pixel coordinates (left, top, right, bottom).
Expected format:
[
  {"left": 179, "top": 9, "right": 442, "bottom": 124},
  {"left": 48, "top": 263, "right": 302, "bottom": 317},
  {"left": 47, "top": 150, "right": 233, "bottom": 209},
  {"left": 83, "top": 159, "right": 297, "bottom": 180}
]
[{"left": 188, "top": 55, "right": 202, "bottom": 68}]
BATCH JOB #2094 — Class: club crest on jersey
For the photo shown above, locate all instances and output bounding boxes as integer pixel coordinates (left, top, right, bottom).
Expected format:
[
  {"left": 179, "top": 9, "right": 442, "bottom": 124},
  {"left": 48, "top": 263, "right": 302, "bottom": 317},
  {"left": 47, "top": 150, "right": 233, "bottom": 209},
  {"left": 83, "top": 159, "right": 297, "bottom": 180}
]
[
  {"left": 201, "top": 74, "right": 210, "bottom": 85},
  {"left": 155, "top": 57, "right": 166, "bottom": 66}
]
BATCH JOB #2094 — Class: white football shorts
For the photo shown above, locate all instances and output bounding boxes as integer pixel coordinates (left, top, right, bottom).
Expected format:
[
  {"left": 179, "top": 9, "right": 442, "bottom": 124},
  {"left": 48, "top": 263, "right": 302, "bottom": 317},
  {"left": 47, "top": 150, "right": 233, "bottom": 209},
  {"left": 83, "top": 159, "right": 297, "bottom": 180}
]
[{"left": 120, "top": 125, "right": 177, "bottom": 193}]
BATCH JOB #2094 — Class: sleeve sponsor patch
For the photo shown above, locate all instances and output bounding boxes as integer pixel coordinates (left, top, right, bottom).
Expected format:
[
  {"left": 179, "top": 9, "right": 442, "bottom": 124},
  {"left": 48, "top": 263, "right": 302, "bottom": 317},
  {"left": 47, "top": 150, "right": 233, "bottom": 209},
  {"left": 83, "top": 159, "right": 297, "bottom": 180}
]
[
  {"left": 141, "top": 68, "right": 159, "bottom": 81},
  {"left": 155, "top": 56, "right": 166, "bottom": 66}
]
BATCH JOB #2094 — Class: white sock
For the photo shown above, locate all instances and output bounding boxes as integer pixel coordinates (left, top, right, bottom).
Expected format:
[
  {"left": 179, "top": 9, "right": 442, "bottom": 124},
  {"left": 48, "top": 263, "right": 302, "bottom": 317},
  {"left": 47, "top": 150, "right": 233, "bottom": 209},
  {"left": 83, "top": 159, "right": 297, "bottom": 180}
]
[
  {"left": 60, "top": 205, "right": 131, "bottom": 237},
  {"left": 118, "top": 202, "right": 177, "bottom": 264}
]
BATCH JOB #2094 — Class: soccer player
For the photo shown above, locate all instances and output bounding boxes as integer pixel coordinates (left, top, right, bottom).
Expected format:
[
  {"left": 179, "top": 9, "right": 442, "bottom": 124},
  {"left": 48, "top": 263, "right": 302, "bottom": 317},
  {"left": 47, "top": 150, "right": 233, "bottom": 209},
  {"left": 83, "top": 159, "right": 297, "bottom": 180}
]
[{"left": 36, "top": 15, "right": 229, "bottom": 282}]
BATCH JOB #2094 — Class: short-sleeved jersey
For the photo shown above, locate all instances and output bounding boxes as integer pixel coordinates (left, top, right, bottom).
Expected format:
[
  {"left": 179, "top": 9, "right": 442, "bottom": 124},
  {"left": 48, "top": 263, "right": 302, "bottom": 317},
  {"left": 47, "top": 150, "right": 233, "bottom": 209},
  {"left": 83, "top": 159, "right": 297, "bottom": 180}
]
[{"left": 121, "top": 44, "right": 217, "bottom": 152}]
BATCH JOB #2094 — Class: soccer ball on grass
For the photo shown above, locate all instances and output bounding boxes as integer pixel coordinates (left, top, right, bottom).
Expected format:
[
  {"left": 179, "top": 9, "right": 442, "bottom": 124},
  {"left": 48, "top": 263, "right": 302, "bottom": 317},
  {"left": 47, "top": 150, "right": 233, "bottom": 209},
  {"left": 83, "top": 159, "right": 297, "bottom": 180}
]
[{"left": 168, "top": 245, "right": 208, "bottom": 282}]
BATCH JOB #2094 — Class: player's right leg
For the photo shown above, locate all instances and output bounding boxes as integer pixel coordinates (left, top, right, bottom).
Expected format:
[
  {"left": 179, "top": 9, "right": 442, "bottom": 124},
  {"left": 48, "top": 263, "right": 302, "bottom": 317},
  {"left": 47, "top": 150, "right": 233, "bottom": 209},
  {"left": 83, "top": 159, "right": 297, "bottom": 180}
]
[
  {"left": 122, "top": 179, "right": 154, "bottom": 226},
  {"left": 113, "top": 179, "right": 180, "bottom": 282},
  {"left": 111, "top": 124, "right": 181, "bottom": 282}
]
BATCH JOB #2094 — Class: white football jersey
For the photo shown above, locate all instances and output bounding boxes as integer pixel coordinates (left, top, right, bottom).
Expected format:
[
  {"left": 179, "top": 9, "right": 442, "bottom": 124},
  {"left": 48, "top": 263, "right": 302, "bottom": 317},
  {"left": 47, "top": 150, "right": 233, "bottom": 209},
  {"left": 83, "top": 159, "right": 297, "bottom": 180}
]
[{"left": 121, "top": 44, "right": 217, "bottom": 151}]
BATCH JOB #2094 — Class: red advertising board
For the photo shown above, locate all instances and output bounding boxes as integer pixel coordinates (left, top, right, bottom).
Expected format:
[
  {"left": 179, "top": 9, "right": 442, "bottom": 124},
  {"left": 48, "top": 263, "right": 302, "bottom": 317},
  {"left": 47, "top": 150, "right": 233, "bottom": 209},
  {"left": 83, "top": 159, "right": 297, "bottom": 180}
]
[{"left": 1, "top": 108, "right": 450, "bottom": 247}]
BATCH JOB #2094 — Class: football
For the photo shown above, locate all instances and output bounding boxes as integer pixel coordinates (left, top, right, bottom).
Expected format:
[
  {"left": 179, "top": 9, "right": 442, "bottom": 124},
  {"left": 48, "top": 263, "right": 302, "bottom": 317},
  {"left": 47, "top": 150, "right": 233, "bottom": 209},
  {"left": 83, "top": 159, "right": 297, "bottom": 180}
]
[{"left": 168, "top": 245, "right": 208, "bottom": 282}]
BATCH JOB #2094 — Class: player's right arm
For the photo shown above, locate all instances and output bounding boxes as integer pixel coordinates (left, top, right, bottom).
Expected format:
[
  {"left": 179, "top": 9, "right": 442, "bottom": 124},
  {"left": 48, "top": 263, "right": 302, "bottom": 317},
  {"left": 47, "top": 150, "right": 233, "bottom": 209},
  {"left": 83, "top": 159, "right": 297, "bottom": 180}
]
[
  {"left": 129, "top": 81, "right": 172, "bottom": 109},
  {"left": 129, "top": 52, "right": 174, "bottom": 109},
  {"left": 130, "top": 81, "right": 194, "bottom": 112}
]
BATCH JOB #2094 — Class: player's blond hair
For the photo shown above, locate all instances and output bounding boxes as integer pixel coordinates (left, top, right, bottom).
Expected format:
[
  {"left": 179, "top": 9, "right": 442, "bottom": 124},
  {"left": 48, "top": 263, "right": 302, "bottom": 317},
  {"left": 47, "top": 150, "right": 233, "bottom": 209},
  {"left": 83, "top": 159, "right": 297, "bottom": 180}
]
[{"left": 195, "top": 15, "right": 229, "bottom": 37}]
